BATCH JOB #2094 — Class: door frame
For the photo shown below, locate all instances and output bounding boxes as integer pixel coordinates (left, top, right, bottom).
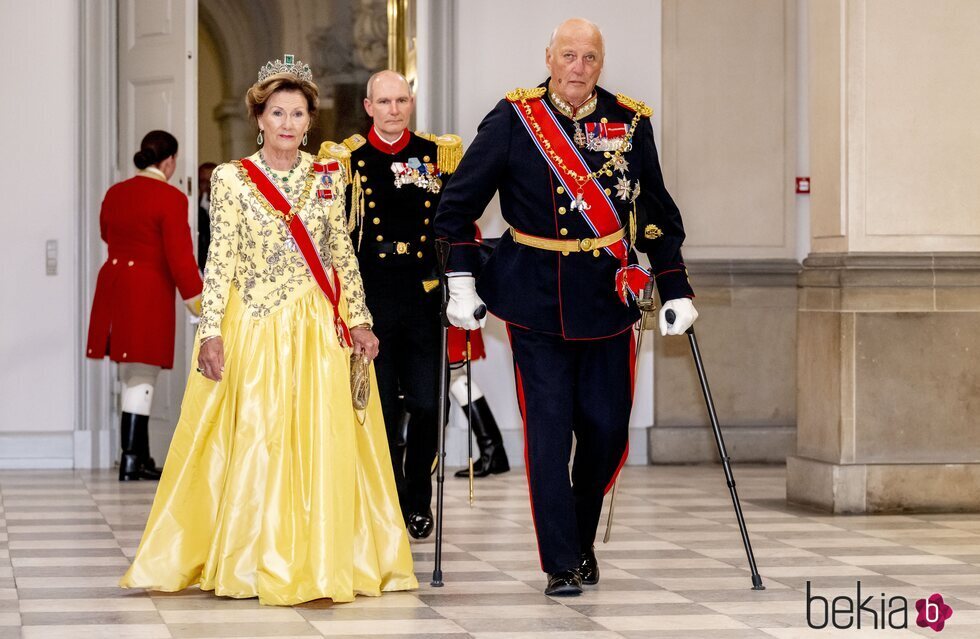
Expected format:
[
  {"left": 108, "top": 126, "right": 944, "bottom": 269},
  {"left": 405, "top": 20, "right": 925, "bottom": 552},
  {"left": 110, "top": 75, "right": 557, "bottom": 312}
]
[
  {"left": 76, "top": 0, "right": 200, "bottom": 468},
  {"left": 76, "top": 0, "right": 119, "bottom": 469}
]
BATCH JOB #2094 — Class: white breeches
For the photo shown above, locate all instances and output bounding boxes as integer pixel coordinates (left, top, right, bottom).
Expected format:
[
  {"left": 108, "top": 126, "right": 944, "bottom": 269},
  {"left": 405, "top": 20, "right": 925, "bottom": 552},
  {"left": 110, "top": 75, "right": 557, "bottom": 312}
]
[
  {"left": 118, "top": 363, "right": 161, "bottom": 416},
  {"left": 450, "top": 374, "right": 485, "bottom": 406}
]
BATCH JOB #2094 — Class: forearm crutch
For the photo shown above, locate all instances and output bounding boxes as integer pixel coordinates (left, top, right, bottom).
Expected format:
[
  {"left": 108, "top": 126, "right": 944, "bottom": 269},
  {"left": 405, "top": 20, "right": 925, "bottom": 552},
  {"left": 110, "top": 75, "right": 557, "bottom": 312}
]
[
  {"left": 666, "top": 308, "right": 765, "bottom": 591},
  {"left": 432, "top": 240, "right": 485, "bottom": 587},
  {"left": 432, "top": 240, "right": 452, "bottom": 587}
]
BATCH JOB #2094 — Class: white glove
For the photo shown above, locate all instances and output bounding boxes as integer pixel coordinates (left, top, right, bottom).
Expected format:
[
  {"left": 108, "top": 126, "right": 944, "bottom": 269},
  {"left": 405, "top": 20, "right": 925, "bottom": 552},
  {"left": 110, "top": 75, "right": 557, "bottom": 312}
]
[
  {"left": 446, "top": 276, "right": 487, "bottom": 330},
  {"left": 659, "top": 298, "right": 698, "bottom": 336}
]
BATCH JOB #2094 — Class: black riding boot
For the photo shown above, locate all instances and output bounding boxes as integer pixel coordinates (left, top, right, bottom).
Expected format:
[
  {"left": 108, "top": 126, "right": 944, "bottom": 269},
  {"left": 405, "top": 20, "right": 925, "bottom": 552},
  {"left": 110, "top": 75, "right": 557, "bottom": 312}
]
[
  {"left": 119, "top": 412, "right": 161, "bottom": 480},
  {"left": 133, "top": 413, "right": 162, "bottom": 480},
  {"left": 455, "top": 397, "right": 510, "bottom": 478},
  {"left": 118, "top": 412, "right": 142, "bottom": 481}
]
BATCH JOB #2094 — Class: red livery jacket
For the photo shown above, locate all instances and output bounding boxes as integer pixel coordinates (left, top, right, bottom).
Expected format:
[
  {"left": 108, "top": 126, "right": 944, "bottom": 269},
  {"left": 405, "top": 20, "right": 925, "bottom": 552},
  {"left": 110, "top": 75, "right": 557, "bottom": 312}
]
[
  {"left": 448, "top": 327, "right": 486, "bottom": 365},
  {"left": 86, "top": 173, "right": 203, "bottom": 369}
]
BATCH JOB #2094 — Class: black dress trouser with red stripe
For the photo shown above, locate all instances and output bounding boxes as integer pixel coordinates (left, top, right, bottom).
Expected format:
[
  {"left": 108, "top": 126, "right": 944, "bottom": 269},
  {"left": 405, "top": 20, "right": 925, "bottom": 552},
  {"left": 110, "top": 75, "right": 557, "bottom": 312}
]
[{"left": 507, "top": 324, "right": 634, "bottom": 574}]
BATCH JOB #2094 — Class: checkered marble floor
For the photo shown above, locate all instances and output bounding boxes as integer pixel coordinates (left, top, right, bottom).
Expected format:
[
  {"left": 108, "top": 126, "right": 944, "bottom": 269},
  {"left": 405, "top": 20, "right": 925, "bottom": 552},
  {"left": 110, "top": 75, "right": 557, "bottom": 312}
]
[{"left": 2, "top": 465, "right": 980, "bottom": 638}]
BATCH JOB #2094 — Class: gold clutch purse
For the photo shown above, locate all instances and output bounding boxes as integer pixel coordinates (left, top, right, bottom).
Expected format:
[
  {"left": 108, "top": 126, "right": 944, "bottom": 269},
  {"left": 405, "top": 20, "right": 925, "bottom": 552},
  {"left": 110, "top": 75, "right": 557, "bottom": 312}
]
[{"left": 350, "top": 353, "right": 370, "bottom": 411}]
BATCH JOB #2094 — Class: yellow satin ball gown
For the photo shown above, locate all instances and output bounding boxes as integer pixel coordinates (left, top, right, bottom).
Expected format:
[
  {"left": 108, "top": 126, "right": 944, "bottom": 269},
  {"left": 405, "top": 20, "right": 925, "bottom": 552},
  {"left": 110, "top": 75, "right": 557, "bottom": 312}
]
[{"left": 120, "top": 152, "right": 417, "bottom": 605}]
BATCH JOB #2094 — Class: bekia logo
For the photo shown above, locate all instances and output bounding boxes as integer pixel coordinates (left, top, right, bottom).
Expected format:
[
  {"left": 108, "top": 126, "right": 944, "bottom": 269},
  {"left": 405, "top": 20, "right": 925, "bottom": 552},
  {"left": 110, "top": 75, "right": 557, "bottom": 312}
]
[
  {"left": 806, "top": 581, "right": 953, "bottom": 632},
  {"left": 916, "top": 593, "right": 953, "bottom": 632}
]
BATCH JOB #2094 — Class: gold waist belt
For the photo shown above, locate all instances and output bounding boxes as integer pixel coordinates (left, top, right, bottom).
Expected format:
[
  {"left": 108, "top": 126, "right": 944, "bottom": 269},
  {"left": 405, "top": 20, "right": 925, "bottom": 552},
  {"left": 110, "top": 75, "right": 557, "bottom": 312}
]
[{"left": 510, "top": 226, "right": 625, "bottom": 253}]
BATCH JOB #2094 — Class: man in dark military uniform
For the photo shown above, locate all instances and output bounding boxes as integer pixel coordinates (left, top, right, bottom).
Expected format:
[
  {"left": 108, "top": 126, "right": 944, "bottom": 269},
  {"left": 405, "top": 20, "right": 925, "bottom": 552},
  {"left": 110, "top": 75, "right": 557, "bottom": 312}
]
[
  {"left": 320, "top": 70, "right": 462, "bottom": 540},
  {"left": 435, "top": 18, "right": 699, "bottom": 595}
]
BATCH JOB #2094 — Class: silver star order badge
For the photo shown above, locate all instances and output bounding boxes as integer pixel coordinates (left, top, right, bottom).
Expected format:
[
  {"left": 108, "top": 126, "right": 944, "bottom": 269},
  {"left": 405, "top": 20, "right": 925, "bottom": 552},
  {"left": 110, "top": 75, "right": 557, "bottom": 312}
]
[
  {"left": 615, "top": 176, "right": 632, "bottom": 201},
  {"left": 612, "top": 155, "right": 630, "bottom": 174}
]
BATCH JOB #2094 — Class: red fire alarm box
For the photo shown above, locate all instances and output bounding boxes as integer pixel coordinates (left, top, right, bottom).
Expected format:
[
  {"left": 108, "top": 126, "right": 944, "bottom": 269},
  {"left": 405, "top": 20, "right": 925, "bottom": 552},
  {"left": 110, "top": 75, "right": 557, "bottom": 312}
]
[{"left": 796, "top": 177, "right": 810, "bottom": 194}]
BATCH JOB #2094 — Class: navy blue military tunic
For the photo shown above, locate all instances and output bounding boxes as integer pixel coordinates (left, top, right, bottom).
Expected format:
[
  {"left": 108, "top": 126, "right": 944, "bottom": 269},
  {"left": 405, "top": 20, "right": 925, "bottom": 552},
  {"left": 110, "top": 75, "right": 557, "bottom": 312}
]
[
  {"left": 435, "top": 82, "right": 693, "bottom": 339},
  {"left": 348, "top": 129, "right": 442, "bottom": 284}
]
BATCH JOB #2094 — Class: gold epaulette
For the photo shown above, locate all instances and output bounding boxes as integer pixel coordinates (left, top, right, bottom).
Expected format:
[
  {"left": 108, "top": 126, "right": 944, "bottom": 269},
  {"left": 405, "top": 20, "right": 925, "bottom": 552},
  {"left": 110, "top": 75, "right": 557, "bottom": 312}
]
[
  {"left": 343, "top": 134, "right": 366, "bottom": 152},
  {"left": 616, "top": 93, "right": 653, "bottom": 118},
  {"left": 416, "top": 131, "right": 464, "bottom": 174},
  {"left": 505, "top": 87, "right": 546, "bottom": 102},
  {"left": 317, "top": 140, "right": 352, "bottom": 181}
]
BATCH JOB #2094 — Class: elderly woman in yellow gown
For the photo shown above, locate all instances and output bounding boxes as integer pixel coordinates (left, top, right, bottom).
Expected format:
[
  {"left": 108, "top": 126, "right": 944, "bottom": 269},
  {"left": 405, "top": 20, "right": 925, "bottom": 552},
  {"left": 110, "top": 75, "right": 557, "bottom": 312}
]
[{"left": 120, "top": 55, "right": 417, "bottom": 605}]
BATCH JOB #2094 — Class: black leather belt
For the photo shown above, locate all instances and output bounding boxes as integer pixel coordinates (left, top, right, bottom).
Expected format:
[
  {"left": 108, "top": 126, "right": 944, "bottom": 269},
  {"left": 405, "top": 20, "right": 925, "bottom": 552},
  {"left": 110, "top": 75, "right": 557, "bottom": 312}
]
[{"left": 370, "top": 240, "right": 414, "bottom": 255}]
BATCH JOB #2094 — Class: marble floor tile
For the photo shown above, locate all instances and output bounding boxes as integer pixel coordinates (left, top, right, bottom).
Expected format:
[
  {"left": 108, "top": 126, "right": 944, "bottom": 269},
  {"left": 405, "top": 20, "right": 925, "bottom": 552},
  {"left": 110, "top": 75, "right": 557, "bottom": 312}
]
[
  {"left": 20, "top": 625, "right": 172, "bottom": 639},
  {"left": 19, "top": 611, "right": 163, "bottom": 625},
  {"left": 167, "top": 622, "right": 320, "bottom": 637},
  {"left": 158, "top": 609, "right": 307, "bottom": 623},
  {"left": 309, "top": 618, "right": 466, "bottom": 635},
  {"left": 592, "top": 613, "right": 750, "bottom": 631},
  {"left": 296, "top": 607, "right": 443, "bottom": 621},
  {"left": 17, "top": 599, "right": 156, "bottom": 612}
]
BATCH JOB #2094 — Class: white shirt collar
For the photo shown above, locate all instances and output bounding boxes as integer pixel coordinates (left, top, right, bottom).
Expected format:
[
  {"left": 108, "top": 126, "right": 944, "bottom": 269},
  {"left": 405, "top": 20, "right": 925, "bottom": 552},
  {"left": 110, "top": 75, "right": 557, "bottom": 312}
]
[
  {"left": 139, "top": 166, "right": 167, "bottom": 181},
  {"left": 373, "top": 127, "right": 406, "bottom": 146}
]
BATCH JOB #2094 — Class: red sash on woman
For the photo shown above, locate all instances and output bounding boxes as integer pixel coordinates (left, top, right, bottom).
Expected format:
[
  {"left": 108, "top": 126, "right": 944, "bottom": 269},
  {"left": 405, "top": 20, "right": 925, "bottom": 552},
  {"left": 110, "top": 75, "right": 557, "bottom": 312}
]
[{"left": 238, "top": 158, "right": 353, "bottom": 347}]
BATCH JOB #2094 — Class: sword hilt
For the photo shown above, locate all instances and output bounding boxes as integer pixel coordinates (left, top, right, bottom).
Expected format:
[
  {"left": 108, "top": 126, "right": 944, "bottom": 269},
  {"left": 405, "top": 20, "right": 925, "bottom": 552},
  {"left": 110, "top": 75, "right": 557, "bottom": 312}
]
[{"left": 637, "top": 278, "right": 656, "bottom": 313}]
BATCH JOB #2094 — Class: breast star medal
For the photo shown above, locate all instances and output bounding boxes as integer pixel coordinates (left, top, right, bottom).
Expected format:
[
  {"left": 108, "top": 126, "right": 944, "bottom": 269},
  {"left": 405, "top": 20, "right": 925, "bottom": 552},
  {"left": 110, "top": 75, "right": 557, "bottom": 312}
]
[{"left": 615, "top": 176, "right": 633, "bottom": 201}]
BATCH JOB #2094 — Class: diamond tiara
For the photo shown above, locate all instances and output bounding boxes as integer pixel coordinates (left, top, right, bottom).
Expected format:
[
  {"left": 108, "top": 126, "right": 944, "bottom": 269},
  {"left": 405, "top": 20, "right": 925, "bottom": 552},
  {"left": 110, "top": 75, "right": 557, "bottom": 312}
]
[{"left": 257, "top": 54, "right": 313, "bottom": 83}]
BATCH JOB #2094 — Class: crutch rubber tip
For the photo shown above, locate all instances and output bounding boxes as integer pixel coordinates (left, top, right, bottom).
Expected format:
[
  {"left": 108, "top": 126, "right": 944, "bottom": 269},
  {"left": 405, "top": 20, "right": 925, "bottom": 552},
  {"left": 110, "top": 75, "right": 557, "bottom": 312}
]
[
  {"left": 751, "top": 575, "right": 765, "bottom": 590},
  {"left": 431, "top": 573, "right": 444, "bottom": 587}
]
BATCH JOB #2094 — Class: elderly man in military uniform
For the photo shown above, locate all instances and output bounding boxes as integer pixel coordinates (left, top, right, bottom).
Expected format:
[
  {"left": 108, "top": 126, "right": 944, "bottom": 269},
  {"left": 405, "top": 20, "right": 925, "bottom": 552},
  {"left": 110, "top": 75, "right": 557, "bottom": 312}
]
[
  {"left": 320, "top": 70, "right": 462, "bottom": 540},
  {"left": 435, "top": 18, "right": 699, "bottom": 595}
]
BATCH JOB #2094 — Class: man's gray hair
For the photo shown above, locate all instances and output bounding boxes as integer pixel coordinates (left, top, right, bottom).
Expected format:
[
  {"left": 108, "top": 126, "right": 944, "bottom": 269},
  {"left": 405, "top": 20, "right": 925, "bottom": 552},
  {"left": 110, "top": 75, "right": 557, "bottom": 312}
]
[
  {"left": 548, "top": 18, "right": 605, "bottom": 51},
  {"left": 365, "top": 70, "right": 413, "bottom": 100}
]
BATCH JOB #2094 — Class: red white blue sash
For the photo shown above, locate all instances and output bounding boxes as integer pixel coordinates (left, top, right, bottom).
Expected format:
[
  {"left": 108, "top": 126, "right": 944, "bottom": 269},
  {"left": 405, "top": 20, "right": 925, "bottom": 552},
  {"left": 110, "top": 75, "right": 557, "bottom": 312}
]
[
  {"left": 239, "top": 158, "right": 352, "bottom": 347},
  {"left": 512, "top": 97, "right": 651, "bottom": 304},
  {"left": 512, "top": 98, "right": 629, "bottom": 260}
]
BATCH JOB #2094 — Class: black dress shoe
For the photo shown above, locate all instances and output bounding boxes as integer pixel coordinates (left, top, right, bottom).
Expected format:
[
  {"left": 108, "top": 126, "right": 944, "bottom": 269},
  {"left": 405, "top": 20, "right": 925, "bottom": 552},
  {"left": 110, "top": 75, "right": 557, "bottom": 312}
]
[
  {"left": 407, "top": 509, "right": 434, "bottom": 539},
  {"left": 545, "top": 570, "right": 583, "bottom": 596},
  {"left": 139, "top": 457, "right": 162, "bottom": 480},
  {"left": 577, "top": 547, "right": 599, "bottom": 585}
]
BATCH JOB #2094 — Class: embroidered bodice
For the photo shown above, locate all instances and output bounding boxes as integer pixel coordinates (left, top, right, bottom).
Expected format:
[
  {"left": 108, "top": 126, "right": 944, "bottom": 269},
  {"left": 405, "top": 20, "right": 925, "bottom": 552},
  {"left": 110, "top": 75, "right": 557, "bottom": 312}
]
[{"left": 198, "top": 151, "right": 371, "bottom": 341}]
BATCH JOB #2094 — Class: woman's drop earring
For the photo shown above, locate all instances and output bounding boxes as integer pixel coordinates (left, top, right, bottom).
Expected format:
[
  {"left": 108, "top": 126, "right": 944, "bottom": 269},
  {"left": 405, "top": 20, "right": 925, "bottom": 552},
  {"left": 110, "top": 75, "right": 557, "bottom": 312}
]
[{"left": 257, "top": 130, "right": 264, "bottom": 146}]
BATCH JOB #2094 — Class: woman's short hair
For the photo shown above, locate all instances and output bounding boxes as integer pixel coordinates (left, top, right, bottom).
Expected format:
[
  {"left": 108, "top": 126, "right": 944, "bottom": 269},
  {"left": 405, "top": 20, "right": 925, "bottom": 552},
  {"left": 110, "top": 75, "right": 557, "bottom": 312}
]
[
  {"left": 133, "top": 130, "right": 178, "bottom": 170},
  {"left": 245, "top": 75, "right": 319, "bottom": 124}
]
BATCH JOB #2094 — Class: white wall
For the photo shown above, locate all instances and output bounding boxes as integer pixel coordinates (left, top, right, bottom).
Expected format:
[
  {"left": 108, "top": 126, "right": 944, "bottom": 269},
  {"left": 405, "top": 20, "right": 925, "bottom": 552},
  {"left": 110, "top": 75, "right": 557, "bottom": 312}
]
[
  {"left": 0, "top": 0, "right": 80, "bottom": 465},
  {"left": 435, "top": 1, "right": 664, "bottom": 464}
]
